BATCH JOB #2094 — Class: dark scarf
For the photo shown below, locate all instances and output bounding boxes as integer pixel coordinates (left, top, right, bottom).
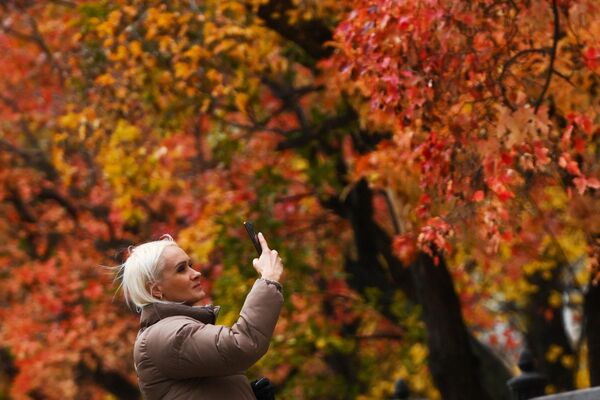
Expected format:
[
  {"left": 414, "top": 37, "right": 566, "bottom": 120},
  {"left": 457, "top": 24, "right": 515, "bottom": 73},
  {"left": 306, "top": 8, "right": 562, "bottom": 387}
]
[{"left": 140, "top": 302, "right": 221, "bottom": 329}]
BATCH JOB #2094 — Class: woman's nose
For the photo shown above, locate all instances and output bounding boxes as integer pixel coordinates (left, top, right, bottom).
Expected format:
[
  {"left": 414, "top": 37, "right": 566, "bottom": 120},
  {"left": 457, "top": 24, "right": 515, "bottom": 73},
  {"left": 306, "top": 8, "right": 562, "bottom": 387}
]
[{"left": 190, "top": 269, "right": 202, "bottom": 279}]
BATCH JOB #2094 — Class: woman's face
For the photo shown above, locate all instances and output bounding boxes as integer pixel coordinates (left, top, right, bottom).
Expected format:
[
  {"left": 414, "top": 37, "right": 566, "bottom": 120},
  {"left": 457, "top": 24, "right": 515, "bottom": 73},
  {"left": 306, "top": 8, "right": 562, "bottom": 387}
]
[{"left": 154, "top": 246, "right": 206, "bottom": 305}]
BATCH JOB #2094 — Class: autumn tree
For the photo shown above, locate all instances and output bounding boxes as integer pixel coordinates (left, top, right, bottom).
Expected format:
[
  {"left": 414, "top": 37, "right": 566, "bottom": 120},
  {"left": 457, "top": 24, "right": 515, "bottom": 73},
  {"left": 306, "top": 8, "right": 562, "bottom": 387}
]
[
  {"left": 1, "top": 0, "right": 599, "bottom": 399},
  {"left": 329, "top": 0, "right": 600, "bottom": 396},
  {"left": 2, "top": 1, "right": 422, "bottom": 398}
]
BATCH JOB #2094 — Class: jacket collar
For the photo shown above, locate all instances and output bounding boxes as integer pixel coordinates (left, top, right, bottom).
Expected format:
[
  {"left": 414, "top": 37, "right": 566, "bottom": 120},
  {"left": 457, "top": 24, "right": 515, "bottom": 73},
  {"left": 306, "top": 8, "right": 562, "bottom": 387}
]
[{"left": 140, "top": 302, "right": 221, "bottom": 329}]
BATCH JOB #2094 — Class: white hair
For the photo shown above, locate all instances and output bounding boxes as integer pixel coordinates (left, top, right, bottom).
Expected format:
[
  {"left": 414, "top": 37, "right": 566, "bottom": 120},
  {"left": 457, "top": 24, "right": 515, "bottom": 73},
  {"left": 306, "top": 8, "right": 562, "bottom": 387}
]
[{"left": 117, "top": 234, "right": 177, "bottom": 310}]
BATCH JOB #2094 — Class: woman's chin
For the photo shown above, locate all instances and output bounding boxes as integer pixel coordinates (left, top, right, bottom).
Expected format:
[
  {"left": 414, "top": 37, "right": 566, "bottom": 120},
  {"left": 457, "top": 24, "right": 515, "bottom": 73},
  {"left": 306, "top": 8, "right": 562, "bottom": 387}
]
[{"left": 186, "top": 290, "right": 206, "bottom": 306}]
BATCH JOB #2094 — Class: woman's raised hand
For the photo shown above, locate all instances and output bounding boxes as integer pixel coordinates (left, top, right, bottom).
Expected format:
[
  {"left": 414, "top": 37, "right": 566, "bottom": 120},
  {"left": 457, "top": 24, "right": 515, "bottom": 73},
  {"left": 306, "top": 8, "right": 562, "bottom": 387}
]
[{"left": 252, "top": 233, "right": 283, "bottom": 283}]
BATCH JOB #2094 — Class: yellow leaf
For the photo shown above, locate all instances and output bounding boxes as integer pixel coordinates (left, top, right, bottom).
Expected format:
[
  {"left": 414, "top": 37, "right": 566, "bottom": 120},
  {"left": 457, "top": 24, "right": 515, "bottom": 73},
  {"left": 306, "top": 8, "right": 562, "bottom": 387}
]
[
  {"left": 129, "top": 41, "right": 142, "bottom": 57},
  {"left": 109, "top": 45, "right": 128, "bottom": 61},
  {"left": 409, "top": 343, "right": 427, "bottom": 365},
  {"left": 234, "top": 92, "right": 249, "bottom": 113},
  {"left": 174, "top": 62, "right": 193, "bottom": 79},
  {"left": 184, "top": 45, "right": 207, "bottom": 62},
  {"left": 546, "top": 344, "right": 563, "bottom": 363},
  {"left": 58, "top": 113, "right": 80, "bottom": 129},
  {"left": 95, "top": 73, "right": 115, "bottom": 86},
  {"left": 315, "top": 337, "right": 327, "bottom": 349},
  {"left": 548, "top": 291, "right": 562, "bottom": 308},
  {"left": 213, "top": 39, "right": 236, "bottom": 55},
  {"left": 206, "top": 69, "right": 222, "bottom": 83},
  {"left": 561, "top": 355, "right": 575, "bottom": 369}
]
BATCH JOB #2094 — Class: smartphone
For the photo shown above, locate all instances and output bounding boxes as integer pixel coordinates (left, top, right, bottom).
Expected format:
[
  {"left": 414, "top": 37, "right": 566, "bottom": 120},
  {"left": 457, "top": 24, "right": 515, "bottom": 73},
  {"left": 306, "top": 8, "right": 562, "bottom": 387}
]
[{"left": 243, "top": 221, "right": 262, "bottom": 255}]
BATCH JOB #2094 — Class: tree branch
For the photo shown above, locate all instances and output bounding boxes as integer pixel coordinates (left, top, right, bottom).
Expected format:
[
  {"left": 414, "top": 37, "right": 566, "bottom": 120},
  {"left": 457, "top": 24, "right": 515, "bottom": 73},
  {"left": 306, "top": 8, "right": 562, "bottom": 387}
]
[
  {"left": 256, "top": 0, "right": 333, "bottom": 63},
  {"left": 48, "top": 0, "right": 76, "bottom": 6},
  {"left": 552, "top": 69, "right": 575, "bottom": 86},
  {"left": 354, "top": 332, "right": 403, "bottom": 341},
  {"left": 0, "top": 138, "right": 30, "bottom": 160},
  {"left": 1, "top": 15, "right": 66, "bottom": 84},
  {"left": 38, "top": 187, "right": 78, "bottom": 220},
  {"left": 534, "top": 0, "right": 560, "bottom": 113},
  {"left": 276, "top": 110, "right": 357, "bottom": 150},
  {"left": 0, "top": 136, "right": 58, "bottom": 180},
  {"left": 498, "top": 48, "right": 550, "bottom": 111}
]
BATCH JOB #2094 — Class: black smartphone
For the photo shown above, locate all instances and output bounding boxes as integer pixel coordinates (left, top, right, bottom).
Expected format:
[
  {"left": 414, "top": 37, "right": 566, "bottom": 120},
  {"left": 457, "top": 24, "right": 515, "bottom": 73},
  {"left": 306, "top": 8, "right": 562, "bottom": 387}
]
[
  {"left": 243, "top": 221, "right": 262, "bottom": 255},
  {"left": 252, "top": 377, "right": 270, "bottom": 390}
]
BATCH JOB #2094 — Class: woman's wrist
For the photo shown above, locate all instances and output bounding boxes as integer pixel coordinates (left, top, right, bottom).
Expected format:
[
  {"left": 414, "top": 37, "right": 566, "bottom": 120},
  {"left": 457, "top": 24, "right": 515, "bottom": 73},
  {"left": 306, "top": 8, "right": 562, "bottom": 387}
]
[
  {"left": 261, "top": 274, "right": 280, "bottom": 283},
  {"left": 260, "top": 277, "right": 283, "bottom": 292}
]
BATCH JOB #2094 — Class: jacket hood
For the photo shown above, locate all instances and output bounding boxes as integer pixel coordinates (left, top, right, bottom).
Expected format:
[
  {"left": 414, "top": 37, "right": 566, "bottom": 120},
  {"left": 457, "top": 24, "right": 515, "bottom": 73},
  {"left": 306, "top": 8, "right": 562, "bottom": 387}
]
[{"left": 140, "top": 302, "right": 221, "bottom": 329}]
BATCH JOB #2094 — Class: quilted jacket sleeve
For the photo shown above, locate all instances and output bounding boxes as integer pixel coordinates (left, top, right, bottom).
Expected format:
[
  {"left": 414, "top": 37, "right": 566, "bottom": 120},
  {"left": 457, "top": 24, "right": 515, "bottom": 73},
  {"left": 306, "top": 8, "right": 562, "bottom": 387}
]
[{"left": 147, "top": 278, "right": 283, "bottom": 379}]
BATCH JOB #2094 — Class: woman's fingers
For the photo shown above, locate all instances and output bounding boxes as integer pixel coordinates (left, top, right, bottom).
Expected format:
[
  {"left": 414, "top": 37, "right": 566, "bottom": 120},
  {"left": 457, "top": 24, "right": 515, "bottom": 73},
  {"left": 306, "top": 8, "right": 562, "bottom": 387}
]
[
  {"left": 258, "top": 232, "right": 270, "bottom": 253},
  {"left": 252, "top": 233, "right": 284, "bottom": 282}
]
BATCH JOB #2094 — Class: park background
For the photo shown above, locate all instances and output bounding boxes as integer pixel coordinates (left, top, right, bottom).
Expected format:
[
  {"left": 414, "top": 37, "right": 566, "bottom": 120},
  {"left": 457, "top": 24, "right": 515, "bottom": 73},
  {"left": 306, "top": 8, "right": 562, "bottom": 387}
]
[{"left": 0, "top": 0, "right": 599, "bottom": 399}]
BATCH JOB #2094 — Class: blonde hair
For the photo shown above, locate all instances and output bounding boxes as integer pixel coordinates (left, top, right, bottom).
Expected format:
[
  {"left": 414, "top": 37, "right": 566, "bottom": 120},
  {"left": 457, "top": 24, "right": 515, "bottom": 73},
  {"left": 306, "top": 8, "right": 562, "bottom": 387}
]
[{"left": 117, "top": 234, "right": 177, "bottom": 310}]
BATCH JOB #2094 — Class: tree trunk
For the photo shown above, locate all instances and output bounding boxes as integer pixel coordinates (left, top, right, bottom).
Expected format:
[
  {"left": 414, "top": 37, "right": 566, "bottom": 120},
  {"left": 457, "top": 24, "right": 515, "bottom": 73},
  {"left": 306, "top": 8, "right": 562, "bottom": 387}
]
[
  {"left": 0, "top": 348, "right": 17, "bottom": 397},
  {"left": 411, "top": 252, "right": 492, "bottom": 400},
  {"left": 340, "top": 179, "right": 503, "bottom": 399},
  {"left": 584, "top": 280, "right": 600, "bottom": 385},
  {"left": 525, "top": 263, "right": 575, "bottom": 391},
  {"left": 77, "top": 361, "right": 140, "bottom": 400}
]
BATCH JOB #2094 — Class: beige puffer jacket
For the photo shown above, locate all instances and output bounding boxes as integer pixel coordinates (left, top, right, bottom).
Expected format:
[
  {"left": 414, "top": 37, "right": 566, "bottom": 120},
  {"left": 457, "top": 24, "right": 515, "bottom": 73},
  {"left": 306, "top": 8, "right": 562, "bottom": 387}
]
[{"left": 133, "top": 279, "right": 283, "bottom": 399}]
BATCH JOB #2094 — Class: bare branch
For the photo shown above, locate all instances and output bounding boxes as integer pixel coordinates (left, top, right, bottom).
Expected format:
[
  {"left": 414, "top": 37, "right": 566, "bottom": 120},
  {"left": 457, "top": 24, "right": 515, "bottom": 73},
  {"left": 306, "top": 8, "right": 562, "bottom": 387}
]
[
  {"left": 534, "top": 0, "right": 560, "bottom": 113},
  {"left": 354, "top": 333, "right": 404, "bottom": 341},
  {"left": 5, "top": 188, "right": 36, "bottom": 223},
  {"left": 0, "top": 135, "right": 58, "bottom": 180},
  {"left": 255, "top": 0, "right": 333, "bottom": 64},
  {"left": 498, "top": 48, "right": 550, "bottom": 111},
  {"left": 552, "top": 69, "right": 575, "bottom": 86},
  {"left": 228, "top": 121, "right": 301, "bottom": 136},
  {"left": 1, "top": 15, "right": 66, "bottom": 84},
  {"left": 38, "top": 188, "right": 78, "bottom": 220},
  {"left": 276, "top": 110, "right": 357, "bottom": 150},
  {"left": 26, "top": 15, "right": 66, "bottom": 84},
  {"left": 0, "top": 138, "right": 34, "bottom": 161},
  {"left": 48, "top": 0, "right": 76, "bottom": 6}
]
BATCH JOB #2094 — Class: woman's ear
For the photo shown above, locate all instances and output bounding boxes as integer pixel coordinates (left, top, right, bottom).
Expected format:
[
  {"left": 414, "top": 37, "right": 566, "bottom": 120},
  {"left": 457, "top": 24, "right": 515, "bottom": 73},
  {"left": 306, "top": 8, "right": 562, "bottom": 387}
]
[{"left": 150, "top": 283, "right": 163, "bottom": 300}]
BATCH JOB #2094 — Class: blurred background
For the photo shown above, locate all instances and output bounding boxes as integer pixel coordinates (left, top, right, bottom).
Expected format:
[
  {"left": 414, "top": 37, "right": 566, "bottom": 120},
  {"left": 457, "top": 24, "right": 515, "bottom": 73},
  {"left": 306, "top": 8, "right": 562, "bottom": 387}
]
[{"left": 0, "top": 0, "right": 599, "bottom": 399}]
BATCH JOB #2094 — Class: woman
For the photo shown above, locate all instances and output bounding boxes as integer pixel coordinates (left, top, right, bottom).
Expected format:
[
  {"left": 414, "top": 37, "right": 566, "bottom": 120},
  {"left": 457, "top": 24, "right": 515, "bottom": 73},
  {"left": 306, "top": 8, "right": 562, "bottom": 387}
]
[{"left": 119, "top": 232, "right": 284, "bottom": 399}]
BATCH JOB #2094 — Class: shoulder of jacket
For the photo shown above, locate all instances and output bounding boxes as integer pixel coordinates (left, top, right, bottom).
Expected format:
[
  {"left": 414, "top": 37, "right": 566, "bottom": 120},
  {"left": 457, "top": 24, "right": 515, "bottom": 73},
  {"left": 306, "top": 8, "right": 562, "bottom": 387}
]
[
  {"left": 144, "top": 315, "right": 204, "bottom": 339},
  {"left": 139, "top": 316, "right": 208, "bottom": 372}
]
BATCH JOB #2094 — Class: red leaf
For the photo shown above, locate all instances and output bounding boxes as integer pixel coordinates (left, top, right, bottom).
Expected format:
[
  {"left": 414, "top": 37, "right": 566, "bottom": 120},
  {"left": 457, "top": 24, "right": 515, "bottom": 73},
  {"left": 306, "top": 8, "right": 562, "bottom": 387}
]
[
  {"left": 583, "top": 46, "right": 600, "bottom": 70},
  {"left": 561, "top": 125, "right": 573, "bottom": 150},
  {"left": 500, "top": 152, "right": 513, "bottom": 166},
  {"left": 573, "top": 177, "right": 587, "bottom": 195},
  {"left": 573, "top": 137, "right": 586, "bottom": 153},
  {"left": 533, "top": 143, "right": 550, "bottom": 166},
  {"left": 575, "top": 114, "right": 593, "bottom": 135},
  {"left": 489, "top": 333, "right": 499, "bottom": 346},
  {"left": 587, "top": 177, "right": 600, "bottom": 189},
  {"left": 392, "top": 234, "right": 417, "bottom": 265},
  {"left": 497, "top": 190, "right": 515, "bottom": 202}
]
